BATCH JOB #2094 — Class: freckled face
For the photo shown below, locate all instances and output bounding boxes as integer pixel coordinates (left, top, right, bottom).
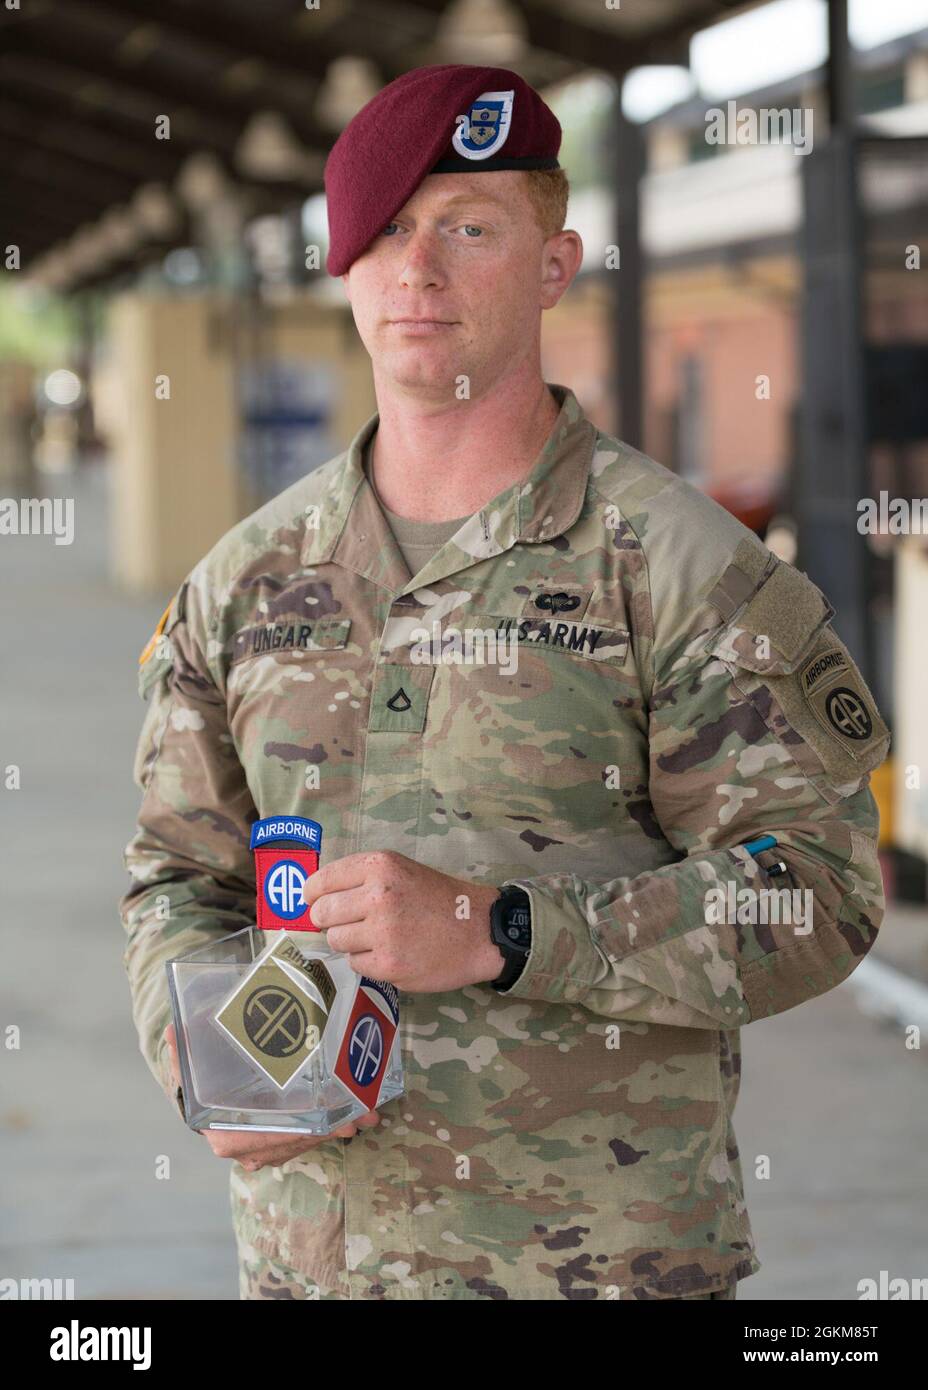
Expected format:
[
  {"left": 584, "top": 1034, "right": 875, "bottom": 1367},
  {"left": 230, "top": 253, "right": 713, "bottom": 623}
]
[{"left": 341, "top": 171, "right": 548, "bottom": 394}]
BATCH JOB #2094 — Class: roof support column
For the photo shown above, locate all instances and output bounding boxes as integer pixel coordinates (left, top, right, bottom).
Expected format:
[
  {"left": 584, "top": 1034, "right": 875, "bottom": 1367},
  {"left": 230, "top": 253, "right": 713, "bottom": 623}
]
[
  {"left": 797, "top": 0, "right": 874, "bottom": 682},
  {"left": 610, "top": 84, "right": 645, "bottom": 449}
]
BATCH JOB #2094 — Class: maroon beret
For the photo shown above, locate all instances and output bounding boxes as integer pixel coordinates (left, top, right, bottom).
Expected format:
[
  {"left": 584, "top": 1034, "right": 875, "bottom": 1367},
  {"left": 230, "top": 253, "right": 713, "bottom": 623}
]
[{"left": 324, "top": 64, "right": 562, "bottom": 276}]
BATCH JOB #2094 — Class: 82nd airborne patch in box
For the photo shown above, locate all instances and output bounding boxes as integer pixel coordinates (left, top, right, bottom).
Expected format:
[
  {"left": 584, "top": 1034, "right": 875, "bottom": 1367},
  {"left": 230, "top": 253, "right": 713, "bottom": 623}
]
[{"left": 214, "top": 951, "right": 333, "bottom": 1091}]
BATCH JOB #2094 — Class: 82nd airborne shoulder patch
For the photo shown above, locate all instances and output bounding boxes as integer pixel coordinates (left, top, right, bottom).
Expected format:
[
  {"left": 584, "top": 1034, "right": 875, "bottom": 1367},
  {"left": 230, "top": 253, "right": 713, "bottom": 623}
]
[
  {"left": 800, "top": 646, "right": 883, "bottom": 758},
  {"left": 250, "top": 816, "right": 323, "bottom": 932}
]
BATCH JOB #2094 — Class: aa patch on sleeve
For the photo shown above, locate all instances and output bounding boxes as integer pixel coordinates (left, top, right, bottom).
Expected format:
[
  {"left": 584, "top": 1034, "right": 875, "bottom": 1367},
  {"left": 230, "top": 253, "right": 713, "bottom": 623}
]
[
  {"left": 800, "top": 646, "right": 885, "bottom": 758},
  {"left": 761, "top": 627, "right": 890, "bottom": 794}
]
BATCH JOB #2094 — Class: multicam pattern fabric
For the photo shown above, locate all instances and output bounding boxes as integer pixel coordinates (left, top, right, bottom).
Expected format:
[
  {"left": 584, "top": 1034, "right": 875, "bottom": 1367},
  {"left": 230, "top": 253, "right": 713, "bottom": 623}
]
[{"left": 121, "top": 383, "right": 889, "bottom": 1300}]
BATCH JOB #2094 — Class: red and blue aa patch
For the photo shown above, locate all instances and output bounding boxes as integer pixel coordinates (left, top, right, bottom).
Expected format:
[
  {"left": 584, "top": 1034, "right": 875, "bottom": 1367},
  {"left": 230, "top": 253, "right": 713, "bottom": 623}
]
[
  {"left": 334, "top": 977, "right": 399, "bottom": 1107},
  {"left": 250, "top": 816, "right": 323, "bottom": 932}
]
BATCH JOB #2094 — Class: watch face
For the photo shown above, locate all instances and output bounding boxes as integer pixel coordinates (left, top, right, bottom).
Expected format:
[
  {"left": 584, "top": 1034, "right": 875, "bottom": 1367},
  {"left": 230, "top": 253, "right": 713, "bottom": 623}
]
[{"left": 504, "top": 901, "right": 531, "bottom": 950}]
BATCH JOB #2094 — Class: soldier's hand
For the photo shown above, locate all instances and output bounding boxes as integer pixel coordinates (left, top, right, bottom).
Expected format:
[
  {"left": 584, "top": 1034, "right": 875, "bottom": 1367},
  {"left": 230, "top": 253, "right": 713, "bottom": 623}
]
[
  {"left": 201, "top": 1111, "right": 382, "bottom": 1171},
  {"left": 303, "top": 850, "right": 505, "bottom": 992},
  {"left": 162, "top": 1023, "right": 381, "bottom": 1171}
]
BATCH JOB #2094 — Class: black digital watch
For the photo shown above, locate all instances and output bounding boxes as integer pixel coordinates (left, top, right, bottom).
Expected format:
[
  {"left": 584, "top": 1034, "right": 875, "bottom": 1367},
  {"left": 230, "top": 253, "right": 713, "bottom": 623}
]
[{"left": 488, "top": 886, "right": 532, "bottom": 992}]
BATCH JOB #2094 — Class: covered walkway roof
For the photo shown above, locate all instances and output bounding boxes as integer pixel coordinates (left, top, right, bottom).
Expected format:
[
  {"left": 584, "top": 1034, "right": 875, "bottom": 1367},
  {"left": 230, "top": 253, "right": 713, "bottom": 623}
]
[{"left": 0, "top": 0, "right": 760, "bottom": 284}]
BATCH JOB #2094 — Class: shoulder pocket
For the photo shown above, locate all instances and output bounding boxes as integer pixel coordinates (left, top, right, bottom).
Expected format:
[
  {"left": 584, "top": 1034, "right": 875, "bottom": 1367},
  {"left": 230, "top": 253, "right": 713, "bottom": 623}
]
[
  {"left": 138, "top": 645, "right": 174, "bottom": 701},
  {"left": 707, "top": 559, "right": 890, "bottom": 800},
  {"left": 138, "top": 584, "right": 186, "bottom": 700},
  {"left": 708, "top": 557, "right": 833, "bottom": 672},
  {"left": 134, "top": 588, "right": 187, "bottom": 787}
]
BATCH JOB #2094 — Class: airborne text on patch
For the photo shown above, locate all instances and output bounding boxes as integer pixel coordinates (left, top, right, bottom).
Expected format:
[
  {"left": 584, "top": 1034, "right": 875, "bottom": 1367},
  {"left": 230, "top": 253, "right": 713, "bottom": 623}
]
[{"left": 803, "top": 649, "right": 848, "bottom": 692}]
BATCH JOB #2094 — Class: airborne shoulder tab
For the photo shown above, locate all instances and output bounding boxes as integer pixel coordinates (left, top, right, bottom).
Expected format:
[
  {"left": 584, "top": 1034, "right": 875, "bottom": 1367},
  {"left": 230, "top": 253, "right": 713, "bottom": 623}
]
[{"left": 795, "top": 629, "right": 891, "bottom": 776}]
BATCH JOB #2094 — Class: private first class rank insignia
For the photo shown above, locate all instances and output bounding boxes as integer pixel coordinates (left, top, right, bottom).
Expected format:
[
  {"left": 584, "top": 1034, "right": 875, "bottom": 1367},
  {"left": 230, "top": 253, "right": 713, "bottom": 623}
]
[{"left": 250, "top": 815, "right": 322, "bottom": 931}]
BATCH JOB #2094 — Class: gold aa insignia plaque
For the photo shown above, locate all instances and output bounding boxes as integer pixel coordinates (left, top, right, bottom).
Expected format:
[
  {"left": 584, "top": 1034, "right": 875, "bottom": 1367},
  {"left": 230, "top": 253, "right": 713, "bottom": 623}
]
[{"left": 214, "top": 942, "right": 334, "bottom": 1090}]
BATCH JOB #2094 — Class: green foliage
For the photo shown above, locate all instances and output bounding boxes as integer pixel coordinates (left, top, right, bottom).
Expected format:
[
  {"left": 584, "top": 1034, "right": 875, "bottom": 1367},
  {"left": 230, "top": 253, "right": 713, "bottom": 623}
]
[{"left": 0, "top": 272, "right": 79, "bottom": 365}]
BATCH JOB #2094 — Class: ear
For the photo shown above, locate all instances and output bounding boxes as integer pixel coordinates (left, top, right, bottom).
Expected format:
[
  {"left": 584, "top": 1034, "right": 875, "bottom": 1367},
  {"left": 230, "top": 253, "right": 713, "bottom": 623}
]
[{"left": 341, "top": 271, "right": 351, "bottom": 301}]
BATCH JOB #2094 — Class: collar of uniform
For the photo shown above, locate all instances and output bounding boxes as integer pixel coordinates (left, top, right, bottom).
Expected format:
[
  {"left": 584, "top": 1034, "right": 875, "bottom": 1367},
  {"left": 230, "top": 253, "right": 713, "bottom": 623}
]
[
  {"left": 513, "top": 383, "right": 595, "bottom": 544},
  {"left": 301, "top": 382, "right": 596, "bottom": 591}
]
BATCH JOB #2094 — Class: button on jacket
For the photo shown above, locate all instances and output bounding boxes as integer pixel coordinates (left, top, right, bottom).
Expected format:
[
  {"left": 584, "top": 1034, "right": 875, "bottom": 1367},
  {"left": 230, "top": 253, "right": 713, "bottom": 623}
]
[{"left": 121, "top": 383, "right": 889, "bottom": 1300}]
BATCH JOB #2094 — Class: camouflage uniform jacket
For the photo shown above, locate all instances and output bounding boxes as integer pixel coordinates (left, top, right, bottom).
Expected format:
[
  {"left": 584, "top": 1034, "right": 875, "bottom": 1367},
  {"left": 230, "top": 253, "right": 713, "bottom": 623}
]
[{"left": 120, "top": 382, "right": 889, "bottom": 1300}]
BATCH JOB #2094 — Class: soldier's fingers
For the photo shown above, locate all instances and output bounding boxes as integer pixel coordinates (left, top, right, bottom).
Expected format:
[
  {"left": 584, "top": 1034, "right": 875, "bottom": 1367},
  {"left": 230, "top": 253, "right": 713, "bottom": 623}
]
[
  {"left": 330, "top": 1109, "right": 380, "bottom": 1139},
  {"left": 208, "top": 1111, "right": 380, "bottom": 1163},
  {"left": 205, "top": 1130, "right": 294, "bottom": 1160},
  {"left": 310, "top": 885, "right": 371, "bottom": 930},
  {"left": 239, "top": 1127, "right": 376, "bottom": 1168},
  {"left": 324, "top": 922, "right": 374, "bottom": 955},
  {"left": 302, "top": 854, "right": 369, "bottom": 906},
  {"left": 237, "top": 1125, "right": 368, "bottom": 1166},
  {"left": 346, "top": 950, "right": 380, "bottom": 976},
  {"left": 164, "top": 1023, "right": 181, "bottom": 1086},
  {"left": 239, "top": 1141, "right": 326, "bottom": 1170},
  {"left": 228, "top": 1144, "right": 316, "bottom": 1169}
]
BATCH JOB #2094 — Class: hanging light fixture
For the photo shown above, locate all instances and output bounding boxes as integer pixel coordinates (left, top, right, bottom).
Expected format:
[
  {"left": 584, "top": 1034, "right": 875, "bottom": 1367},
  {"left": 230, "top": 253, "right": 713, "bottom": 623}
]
[
  {"left": 67, "top": 222, "right": 112, "bottom": 274},
  {"left": 236, "top": 110, "right": 322, "bottom": 182},
  {"left": 434, "top": 0, "right": 528, "bottom": 63},
  {"left": 130, "top": 183, "right": 183, "bottom": 240},
  {"left": 176, "top": 151, "right": 231, "bottom": 211},
  {"left": 315, "top": 56, "right": 381, "bottom": 131},
  {"left": 98, "top": 205, "right": 138, "bottom": 258}
]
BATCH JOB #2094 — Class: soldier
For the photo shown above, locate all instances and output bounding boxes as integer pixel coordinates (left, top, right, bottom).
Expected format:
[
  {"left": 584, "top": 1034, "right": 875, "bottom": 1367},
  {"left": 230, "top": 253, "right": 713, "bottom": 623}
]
[{"left": 121, "top": 64, "right": 890, "bottom": 1301}]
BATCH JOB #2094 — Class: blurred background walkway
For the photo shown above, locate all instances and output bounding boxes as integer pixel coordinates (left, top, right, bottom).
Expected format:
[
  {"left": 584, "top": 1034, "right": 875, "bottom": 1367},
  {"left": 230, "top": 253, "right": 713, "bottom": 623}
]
[{"left": 0, "top": 464, "right": 238, "bottom": 1298}]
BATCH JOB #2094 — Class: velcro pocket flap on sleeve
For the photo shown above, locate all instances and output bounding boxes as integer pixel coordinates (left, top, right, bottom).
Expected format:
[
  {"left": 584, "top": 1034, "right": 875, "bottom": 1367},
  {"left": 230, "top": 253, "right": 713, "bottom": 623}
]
[{"left": 707, "top": 558, "right": 834, "bottom": 674}]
